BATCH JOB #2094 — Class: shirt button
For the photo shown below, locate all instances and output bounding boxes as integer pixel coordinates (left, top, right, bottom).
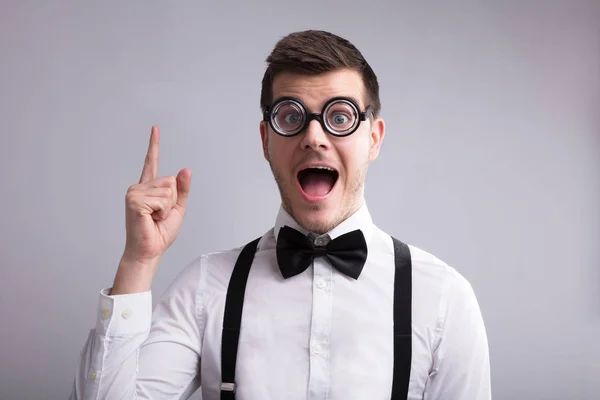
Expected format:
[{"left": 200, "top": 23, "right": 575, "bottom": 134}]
[
  {"left": 90, "top": 370, "right": 97, "bottom": 381},
  {"left": 316, "top": 279, "right": 327, "bottom": 289},
  {"left": 121, "top": 309, "right": 132, "bottom": 319},
  {"left": 314, "top": 236, "right": 329, "bottom": 246},
  {"left": 312, "top": 344, "right": 322, "bottom": 355},
  {"left": 100, "top": 309, "right": 111, "bottom": 320}
]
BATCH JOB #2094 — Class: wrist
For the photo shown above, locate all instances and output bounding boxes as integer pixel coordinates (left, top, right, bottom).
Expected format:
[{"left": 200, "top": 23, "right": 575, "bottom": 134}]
[{"left": 110, "top": 255, "right": 161, "bottom": 295}]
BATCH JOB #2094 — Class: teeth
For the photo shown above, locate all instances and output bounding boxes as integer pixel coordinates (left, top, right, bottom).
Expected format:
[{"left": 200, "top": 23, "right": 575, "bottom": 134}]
[{"left": 309, "top": 166, "right": 335, "bottom": 172}]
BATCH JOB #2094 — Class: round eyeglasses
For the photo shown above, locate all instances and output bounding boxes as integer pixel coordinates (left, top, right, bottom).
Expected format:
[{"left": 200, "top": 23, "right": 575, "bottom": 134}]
[{"left": 263, "top": 96, "right": 373, "bottom": 137}]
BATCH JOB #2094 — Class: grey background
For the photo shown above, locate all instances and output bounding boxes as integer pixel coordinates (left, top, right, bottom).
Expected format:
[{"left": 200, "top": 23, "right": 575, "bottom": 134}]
[{"left": 1, "top": 1, "right": 598, "bottom": 399}]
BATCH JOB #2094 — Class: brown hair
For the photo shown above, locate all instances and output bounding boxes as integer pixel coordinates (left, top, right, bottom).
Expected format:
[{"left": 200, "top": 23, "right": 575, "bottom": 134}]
[{"left": 260, "top": 30, "right": 381, "bottom": 117}]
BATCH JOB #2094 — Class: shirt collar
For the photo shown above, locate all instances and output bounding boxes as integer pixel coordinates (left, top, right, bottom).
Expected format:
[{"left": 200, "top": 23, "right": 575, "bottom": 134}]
[{"left": 273, "top": 200, "right": 374, "bottom": 245}]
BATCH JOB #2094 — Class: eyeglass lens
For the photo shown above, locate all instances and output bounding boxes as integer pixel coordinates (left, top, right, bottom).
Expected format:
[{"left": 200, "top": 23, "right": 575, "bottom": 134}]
[{"left": 271, "top": 99, "right": 359, "bottom": 136}]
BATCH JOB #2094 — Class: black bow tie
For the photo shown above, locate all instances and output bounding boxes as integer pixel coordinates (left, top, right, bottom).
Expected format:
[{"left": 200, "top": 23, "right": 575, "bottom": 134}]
[{"left": 276, "top": 225, "right": 368, "bottom": 280}]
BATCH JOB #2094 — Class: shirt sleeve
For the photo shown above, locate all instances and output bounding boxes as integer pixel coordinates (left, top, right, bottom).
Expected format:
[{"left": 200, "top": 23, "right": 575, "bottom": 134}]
[
  {"left": 69, "top": 257, "right": 205, "bottom": 399},
  {"left": 423, "top": 270, "right": 492, "bottom": 400}
]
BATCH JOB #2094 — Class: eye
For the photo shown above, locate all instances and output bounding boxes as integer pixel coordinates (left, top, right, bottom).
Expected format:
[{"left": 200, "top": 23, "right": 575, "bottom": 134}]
[
  {"left": 284, "top": 113, "right": 301, "bottom": 125},
  {"left": 272, "top": 100, "right": 305, "bottom": 134},
  {"left": 331, "top": 113, "right": 350, "bottom": 125}
]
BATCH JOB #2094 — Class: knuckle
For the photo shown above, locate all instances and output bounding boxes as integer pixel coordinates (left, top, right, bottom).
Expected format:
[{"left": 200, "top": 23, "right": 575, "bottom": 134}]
[
  {"left": 157, "top": 177, "right": 170, "bottom": 188},
  {"left": 125, "top": 190, "right": 136, "bottom": 203}
]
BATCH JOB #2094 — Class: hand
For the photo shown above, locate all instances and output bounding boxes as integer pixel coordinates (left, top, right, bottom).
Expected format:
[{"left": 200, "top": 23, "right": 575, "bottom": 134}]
[{"left": 122, "top": 126, "right": 192, "bottom": 266}]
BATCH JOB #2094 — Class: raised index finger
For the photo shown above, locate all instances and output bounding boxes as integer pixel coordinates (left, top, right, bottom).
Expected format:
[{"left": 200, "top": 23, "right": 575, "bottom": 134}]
[{"left": 139, "top": 125, "right": 160, "bottom": 183}]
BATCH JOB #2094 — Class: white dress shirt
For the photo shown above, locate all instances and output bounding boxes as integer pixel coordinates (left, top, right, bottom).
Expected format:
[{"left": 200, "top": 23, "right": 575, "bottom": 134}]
[{"left": 70, "top": 203, "right": 491, "bottom": 399}]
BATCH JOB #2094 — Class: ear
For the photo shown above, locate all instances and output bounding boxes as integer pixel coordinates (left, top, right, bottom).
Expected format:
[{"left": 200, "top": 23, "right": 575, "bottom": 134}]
[
  {"left": 368, "top": 118, "right": 385, "bottom": 161},
  {"left": 260, "top": 121, "right": 269, "bottom": 161}
]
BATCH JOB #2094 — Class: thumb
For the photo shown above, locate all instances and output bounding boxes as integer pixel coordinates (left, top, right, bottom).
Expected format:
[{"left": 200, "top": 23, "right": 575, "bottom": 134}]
[{"left": 175, "top": 168, "right": 192, "bottom": 210}]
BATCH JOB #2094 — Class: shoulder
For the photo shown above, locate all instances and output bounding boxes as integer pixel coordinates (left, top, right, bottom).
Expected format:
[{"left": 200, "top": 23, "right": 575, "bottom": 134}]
[
  {"left": 407, "top": 243, "right": 469, "bottom": 288},
  {"left": 375, "top": 226, "right": 465, "bottom": 291},
  {"left": 199, "top": 229, "right": 274, "bottom": 267},
  {"left": 406, "top": 242, "right": 478, "bottom": 305},
  {"left": 185, "top": 229, "right": 275, "bottom": 291},
  {"left": 402, "top": 241, "right": 484, "bottom": 338},
  {"left": 376, "top": 228, "right": 479, "bottom": 317},
  {"left": 412, "top": 243, "right": 476, "bottom": 294}
]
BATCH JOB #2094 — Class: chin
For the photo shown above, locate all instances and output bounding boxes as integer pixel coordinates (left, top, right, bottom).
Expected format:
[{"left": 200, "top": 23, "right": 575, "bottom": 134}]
[
  {"left": 292, "top": 199, "right": 343, "bottom": 235},
  {"left": 298, "top": 213, "right": 337, "bottom": 235}
]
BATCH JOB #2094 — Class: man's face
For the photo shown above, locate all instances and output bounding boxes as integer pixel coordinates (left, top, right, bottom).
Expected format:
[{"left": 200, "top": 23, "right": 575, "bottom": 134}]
[{"left": 260, "top": 68, "right": 385, "bottom": 234}]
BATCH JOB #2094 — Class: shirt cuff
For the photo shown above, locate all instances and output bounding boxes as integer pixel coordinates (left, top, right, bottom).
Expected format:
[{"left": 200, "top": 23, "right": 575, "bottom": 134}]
[{"left": 95, "top": 288, "right": 152, "bottom": 337}]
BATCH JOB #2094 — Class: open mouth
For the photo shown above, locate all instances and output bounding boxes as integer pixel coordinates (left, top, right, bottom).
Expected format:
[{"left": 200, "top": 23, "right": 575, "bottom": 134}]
[{"left": 297, "top": 166, "right": 339, "bottom": 198}]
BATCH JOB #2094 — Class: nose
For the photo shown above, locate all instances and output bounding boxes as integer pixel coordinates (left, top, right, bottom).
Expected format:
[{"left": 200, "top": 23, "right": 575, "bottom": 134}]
[{"left": 299, "top": 119, "right": 331, "bottom": 151}]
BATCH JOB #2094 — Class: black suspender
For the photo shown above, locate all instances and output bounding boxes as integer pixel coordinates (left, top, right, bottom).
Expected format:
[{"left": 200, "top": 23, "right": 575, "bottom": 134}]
[
  {"left": 220, "top": 236, "right": 412, "bottom": 399},
  {"left": 220, "top": 237, "right": 261, "bottom": 400},
  {"left": 391, "top": 237, "right": 413, "bottom": 398}
]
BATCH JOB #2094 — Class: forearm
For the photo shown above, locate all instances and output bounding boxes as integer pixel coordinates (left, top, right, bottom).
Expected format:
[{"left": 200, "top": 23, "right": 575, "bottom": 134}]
[{"left": 70, "top": 290, "right": 152, "bottom": 399}]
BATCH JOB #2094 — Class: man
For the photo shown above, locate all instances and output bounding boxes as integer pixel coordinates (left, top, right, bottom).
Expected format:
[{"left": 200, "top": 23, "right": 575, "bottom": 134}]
[{"left": 70, "top": 30, "right": 491, "bottom": 399}]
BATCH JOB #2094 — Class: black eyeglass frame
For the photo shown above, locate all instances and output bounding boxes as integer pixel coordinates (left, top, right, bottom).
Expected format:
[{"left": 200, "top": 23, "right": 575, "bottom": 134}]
[{"left": 262, "top": 96, "right": 373, "bottom": 137}]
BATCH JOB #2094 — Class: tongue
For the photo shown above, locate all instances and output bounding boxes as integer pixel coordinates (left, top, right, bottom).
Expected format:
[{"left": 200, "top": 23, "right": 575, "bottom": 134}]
[{"left": 301, "top": 171, "right": 335, "bottom": 197}]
